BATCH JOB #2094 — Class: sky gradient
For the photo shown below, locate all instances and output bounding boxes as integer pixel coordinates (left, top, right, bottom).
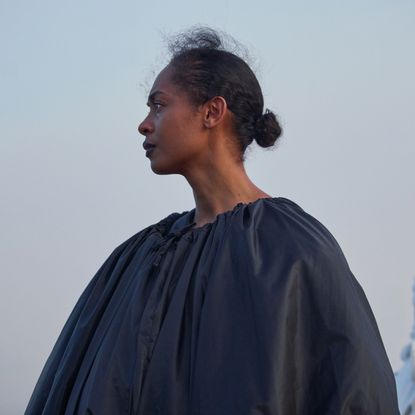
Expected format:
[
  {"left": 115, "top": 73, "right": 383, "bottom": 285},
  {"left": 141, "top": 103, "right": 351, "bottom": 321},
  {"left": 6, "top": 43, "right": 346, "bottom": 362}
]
[{"left": 1, "top": 1, "right": 414, "bottom": 413}]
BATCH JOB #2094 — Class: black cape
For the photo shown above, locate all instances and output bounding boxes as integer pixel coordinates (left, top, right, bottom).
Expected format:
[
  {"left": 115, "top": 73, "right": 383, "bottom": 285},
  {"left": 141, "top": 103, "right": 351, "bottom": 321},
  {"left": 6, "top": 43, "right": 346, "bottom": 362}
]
[{"left": 25, "top": 197, "right": 399, "bottom": 414}]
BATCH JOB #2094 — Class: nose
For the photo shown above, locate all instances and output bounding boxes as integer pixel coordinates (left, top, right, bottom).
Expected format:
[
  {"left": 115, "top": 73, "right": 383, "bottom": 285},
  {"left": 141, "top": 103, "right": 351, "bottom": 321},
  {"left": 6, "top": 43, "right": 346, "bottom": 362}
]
[{"left": 138, "top": 115, "right": 154, "bottom": 136}]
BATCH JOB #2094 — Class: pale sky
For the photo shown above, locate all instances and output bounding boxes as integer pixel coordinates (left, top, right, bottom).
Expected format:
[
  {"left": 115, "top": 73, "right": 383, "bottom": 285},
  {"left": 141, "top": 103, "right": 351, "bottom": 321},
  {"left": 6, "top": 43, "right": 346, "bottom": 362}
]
[{"left": 1, "top": 1, "right": 414, "bottom": 413}]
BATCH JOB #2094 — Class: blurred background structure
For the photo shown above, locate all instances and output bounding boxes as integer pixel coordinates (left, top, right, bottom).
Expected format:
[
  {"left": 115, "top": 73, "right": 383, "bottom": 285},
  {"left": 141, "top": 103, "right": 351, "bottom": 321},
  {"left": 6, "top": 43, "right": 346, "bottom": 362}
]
[
  {"left": 396, "top": 279, "right": 415, "bottom": 415},
  {"left": 1, "top": 1, "right": 414, "bottom": 413}
]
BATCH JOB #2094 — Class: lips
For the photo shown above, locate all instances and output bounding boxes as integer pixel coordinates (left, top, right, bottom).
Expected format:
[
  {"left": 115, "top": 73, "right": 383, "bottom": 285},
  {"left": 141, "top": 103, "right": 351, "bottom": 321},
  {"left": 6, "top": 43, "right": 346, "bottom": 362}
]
[{"left": 143, "top": 141, "right": 156, "bottom": 151}]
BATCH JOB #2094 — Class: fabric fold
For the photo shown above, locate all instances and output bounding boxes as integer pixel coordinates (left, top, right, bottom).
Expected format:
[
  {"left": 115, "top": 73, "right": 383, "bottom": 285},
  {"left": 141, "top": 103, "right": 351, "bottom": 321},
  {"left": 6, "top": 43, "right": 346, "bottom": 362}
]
[{"left": 25, "top": 197, "right": 400, "bottom": 415}]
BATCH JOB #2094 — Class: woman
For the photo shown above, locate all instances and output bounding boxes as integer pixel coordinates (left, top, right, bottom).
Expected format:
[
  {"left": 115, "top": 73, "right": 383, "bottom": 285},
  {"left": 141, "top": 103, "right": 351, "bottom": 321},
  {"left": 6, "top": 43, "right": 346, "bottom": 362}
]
[{"left": 26, "top": 27, "right": 399, "bottom": 414}]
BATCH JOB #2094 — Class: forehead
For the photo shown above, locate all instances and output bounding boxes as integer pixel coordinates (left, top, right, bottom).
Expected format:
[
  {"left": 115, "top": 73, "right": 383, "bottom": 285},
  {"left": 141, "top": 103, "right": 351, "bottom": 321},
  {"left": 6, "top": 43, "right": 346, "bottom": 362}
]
[{"left": 149, "top": 65, "right": 178, "bottom": 96}]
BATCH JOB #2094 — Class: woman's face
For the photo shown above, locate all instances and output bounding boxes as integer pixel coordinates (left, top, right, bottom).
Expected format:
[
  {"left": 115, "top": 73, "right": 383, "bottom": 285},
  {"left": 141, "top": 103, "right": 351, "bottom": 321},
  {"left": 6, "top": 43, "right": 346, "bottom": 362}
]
[{"left": 138, "top": 65, "right": 206, "bottom": 175}]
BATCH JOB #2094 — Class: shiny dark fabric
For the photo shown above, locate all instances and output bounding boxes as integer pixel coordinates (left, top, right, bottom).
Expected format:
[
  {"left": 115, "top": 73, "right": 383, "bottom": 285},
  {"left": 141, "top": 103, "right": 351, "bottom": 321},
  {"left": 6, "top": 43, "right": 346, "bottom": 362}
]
[{"left": 25, "top": 197, "right": 399, "bottom": 414}]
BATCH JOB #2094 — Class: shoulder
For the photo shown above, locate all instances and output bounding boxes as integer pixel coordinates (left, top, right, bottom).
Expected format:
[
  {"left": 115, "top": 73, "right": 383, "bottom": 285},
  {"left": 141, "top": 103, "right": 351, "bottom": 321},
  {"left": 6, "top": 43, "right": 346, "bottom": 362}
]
[
  {"left": 246, "top": 197, "right": 347, "bottom": 262},
  {"left": 266, "top": 197, "right": 354, "bottom": 281},
  {"left": 259, "top": 198, "right": 372, "bottom": 322},
  {"left": 242, "top": 198, "right": 372, "bottom": 324},
  {"left": 110, "top": 211, "right": 184, "bottom": 255},
  {"left": 77, "top": 211, "right": 183, "bottom": 297},
  {"left": 233, "top": 197, "right": 360, "bottom": 305}
]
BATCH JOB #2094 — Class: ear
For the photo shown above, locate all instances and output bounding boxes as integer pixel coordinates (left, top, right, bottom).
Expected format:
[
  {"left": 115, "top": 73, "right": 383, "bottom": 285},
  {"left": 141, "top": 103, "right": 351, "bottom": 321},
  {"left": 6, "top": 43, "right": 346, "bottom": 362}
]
[{"left": 202, "top": 96, "right": 228, "bottom": 129}]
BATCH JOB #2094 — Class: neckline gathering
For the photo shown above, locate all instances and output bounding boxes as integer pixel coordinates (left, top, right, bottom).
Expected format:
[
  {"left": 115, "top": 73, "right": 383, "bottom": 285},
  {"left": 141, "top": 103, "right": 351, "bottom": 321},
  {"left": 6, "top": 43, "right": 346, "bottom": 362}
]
[{"left": 168, "top": 196, "right": 280, "bottom": 236}]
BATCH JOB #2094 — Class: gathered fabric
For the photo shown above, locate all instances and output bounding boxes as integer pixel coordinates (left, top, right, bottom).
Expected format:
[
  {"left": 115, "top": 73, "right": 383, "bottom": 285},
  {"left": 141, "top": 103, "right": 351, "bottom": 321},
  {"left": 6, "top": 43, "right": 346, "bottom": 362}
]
[{"left": 25, "top": 197, "right": 399, "bottom": 414}]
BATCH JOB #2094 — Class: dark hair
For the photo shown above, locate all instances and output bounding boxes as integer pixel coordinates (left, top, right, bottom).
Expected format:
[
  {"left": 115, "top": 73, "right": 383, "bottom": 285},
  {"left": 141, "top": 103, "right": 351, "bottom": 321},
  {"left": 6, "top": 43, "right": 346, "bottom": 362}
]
[{"left": 166, "top": 26, "right": 283, "bottom": 162}]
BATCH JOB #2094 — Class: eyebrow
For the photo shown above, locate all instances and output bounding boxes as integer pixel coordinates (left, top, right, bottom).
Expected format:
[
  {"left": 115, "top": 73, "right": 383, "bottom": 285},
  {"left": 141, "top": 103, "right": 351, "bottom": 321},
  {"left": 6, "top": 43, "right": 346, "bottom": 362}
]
[{"left": 147, "top": 90, "right": 167, "bottom": 105}]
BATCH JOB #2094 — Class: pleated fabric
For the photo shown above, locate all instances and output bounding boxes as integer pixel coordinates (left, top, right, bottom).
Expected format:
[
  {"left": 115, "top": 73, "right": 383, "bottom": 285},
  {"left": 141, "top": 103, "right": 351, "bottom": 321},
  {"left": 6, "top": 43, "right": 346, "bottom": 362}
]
[{"left": 25, "top": 197, "right": 399, "bottom": 414}]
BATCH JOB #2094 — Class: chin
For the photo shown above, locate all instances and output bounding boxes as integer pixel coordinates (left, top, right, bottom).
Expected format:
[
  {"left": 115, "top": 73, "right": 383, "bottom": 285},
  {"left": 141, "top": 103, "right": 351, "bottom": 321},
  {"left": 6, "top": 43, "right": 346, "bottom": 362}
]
[
  {"left": 150, "top": 161, "right": 182, "bottom": 176},
  {"left": 149, "top": 154, "right": 189, "bottom": 175},
  {"left": 151, "top": 166, "right": 171, "bottom": 175}
]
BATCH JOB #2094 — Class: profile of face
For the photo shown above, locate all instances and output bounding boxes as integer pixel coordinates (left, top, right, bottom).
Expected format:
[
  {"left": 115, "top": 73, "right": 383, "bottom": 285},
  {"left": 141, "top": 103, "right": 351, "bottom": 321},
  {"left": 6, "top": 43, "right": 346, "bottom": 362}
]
[{"left": 138, "top": 65, "right": 207, "bottom": 175}]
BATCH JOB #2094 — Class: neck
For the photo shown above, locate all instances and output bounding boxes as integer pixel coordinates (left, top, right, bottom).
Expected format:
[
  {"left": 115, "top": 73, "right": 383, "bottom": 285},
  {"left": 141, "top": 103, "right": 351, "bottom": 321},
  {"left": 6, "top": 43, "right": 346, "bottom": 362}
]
[{"left": 184, "top": 152, "right": 271, "bottom": 228}]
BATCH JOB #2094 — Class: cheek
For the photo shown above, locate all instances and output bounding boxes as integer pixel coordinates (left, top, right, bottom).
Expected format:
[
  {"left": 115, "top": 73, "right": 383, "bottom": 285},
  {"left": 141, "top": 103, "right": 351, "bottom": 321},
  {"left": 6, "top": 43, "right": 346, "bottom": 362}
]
[
  {"left": 163, "top": 115, "right": 199, "bottom": 146},
  {"left": 156, "top": 105, "right": 204, "bottom": 151}
]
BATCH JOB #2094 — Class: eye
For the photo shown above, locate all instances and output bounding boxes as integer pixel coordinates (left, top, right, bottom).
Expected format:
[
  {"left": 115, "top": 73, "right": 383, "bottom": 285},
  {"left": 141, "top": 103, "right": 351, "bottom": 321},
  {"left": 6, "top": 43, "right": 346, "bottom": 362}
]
[{"left": 153, "top": 102, "right": 163, "bottom": 112}]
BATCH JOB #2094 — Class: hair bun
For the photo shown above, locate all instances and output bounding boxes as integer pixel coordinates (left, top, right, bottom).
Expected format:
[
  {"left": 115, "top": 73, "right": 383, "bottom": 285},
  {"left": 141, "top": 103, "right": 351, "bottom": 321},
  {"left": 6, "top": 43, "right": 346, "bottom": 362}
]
[{"left": 254, "top": 109, "right": 283, "bottom": 148}]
